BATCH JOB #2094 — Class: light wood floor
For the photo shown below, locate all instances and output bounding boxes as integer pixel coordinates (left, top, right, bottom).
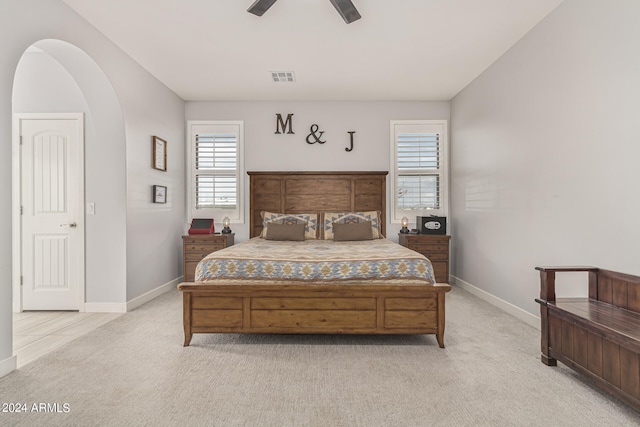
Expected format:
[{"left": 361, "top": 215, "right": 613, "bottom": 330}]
[{"left": 13, "top": 311, "right": 122, "bottom": 368}]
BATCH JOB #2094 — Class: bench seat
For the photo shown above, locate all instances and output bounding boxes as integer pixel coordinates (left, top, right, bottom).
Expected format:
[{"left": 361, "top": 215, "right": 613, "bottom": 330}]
[
  {"left": 551, "top": 298, "right": 640, "bottom": 348},
  {"left": 537, "top": 266, "right": 640, "bottom": 412}
]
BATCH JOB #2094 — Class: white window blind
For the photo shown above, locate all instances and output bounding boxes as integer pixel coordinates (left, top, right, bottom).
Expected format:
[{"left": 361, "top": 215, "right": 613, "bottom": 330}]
[
  {"left": 194, "top": 133, "right": 237, "bottom": 209},
  {"left": 390, "top": 120, "right": 447, "bottom": 222},
  {"left": 397, "top": 133, "right": 440, "bottom": 210},
  {"left": 187, "top": 121, "right": 244, "bottom": 223}
]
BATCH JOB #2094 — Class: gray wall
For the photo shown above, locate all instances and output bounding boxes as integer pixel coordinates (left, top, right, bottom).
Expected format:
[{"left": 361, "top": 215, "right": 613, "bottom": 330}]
[
  {"left": 0, "top": 0, "right": 185, "bottom": 376},
  {"left": 186, "top": 101, "right": 451, "bottom": 242},
  {"left": 450, "top": 0, "right": 640, "bottom": 319}
]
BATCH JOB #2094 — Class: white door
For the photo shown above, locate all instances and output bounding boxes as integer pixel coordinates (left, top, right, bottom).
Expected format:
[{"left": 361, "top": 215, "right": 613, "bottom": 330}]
[{"left": 20, "top": 115, "right": 84, "bottom": 310}]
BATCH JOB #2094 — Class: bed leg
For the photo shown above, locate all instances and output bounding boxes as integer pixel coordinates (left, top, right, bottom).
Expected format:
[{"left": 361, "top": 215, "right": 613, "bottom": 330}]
[
  {"left": 183, "top": 332, "right": 192, "bottom": 347},
  {"left": 183, "top": 292, "right": 193, "bottom": 347},
  {"left": 436, "top": 333, "right": 445, "bottom": 349},
  {"left": 437, "top": 292, "right": 446, "bottom": 348}
]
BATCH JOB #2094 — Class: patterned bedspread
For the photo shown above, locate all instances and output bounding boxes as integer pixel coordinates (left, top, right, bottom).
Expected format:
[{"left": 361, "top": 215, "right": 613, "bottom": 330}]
[{"left": 195, "top": 238, "right": 435, "bottom": 285}]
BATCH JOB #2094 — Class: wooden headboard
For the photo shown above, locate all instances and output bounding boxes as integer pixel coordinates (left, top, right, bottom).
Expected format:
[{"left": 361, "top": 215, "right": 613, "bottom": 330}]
[{"left": 248, "top": 171, "right": 388, "bottom": 238}]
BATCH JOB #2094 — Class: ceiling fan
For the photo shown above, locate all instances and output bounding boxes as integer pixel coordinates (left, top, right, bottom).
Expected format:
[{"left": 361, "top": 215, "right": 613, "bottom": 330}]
[{"left": 247, "top": 0, "right": 361, "bottom": 24}]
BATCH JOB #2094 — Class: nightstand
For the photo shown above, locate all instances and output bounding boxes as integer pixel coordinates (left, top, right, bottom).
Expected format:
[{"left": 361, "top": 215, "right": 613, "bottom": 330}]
[
  {"left": 182, "top": 234, "right": 234, "bottom": 282},
  {"left": 398, "top": 234, "right": 450, "bottom": 283}
]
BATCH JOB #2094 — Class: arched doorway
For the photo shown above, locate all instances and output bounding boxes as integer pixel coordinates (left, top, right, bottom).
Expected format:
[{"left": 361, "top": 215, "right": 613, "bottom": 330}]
[
  {"left": 11, "top": 39, "right": 126, "bottom": 364},
  {"left": 13, "top": 39, "right": 126, "bottom": 310},
  {"left": 13, "top": 45, "right": 88, "bottom": 311}
]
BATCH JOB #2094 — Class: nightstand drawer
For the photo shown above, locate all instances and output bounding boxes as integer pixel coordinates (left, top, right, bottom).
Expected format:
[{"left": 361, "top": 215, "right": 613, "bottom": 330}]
[
  {"left": 406, "top": 236, "right": 449, "bottom": 243},
  {"left": 184, "top": 261, "right": 200, "bottom": 282},
  {"left": 183, "top": 237, "right": 206, "bottom": 245},
  {"left": 409, "top": 243, "right": 449, "bottom": 252},
  {"left": 432, "top": 263, "right": 449, "bottom": 282},
  {"left": 184, "top": 252, "right": 214, "bottom": 261},
  {"left": 423, "top": 252, "right": 449, "bottom": 261},
  {"left": 184, "top": 243, "right": 225, "bottom": 252}
]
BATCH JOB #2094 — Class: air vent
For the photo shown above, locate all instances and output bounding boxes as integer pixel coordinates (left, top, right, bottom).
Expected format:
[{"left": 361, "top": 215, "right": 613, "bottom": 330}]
[{"left": 271, "top": 71, "right": 295, "bottom": 83}]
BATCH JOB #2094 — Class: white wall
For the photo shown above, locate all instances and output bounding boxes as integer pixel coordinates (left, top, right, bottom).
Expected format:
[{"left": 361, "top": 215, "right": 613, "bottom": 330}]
[
  {"left": 0, "top": 0, "right": 185, "bottom": 377},
  {"left": 125, "top": 83, "right": 185, "bottom": 301},
  {"left": 13, "top": 50, "right": 88, "bottom": 113},
  {"left": 186, "top": 101, "right": 450, "bottom": 242},
  {"left": 450, "top": 0, "right": 640, "bottom": 318}
]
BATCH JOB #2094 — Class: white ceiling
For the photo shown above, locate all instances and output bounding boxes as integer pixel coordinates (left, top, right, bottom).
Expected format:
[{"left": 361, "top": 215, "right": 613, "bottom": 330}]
[{"left": 62, "top": 0, "right": 563, "bottom": 101}]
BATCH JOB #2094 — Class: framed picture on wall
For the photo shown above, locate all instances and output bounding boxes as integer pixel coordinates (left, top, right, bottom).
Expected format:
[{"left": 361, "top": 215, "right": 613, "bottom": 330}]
[
  {"left": 153, "top": 185, "right": 167, "bottom": 203},
  {"left": 152, "top": 136, "right": 167, "bottom": 171}
]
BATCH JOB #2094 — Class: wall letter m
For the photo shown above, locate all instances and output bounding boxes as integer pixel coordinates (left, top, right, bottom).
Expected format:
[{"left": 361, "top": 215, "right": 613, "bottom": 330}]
[{"left": 275, "top": 113, "right": 295, "bottom": 134}]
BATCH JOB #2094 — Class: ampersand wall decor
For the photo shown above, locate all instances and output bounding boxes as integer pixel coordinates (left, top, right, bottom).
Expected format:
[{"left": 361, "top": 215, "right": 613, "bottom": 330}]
[{"left": 306, "top": 124, "right": 326, "bottom": 144}]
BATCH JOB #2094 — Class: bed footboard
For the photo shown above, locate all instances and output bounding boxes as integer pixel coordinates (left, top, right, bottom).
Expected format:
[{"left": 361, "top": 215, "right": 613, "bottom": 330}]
[{"left": 178, "top": 283, "right": 451, "bottom": 348}]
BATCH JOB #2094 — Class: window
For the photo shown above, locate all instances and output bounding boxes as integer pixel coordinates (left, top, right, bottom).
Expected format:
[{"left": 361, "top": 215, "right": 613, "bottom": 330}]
[
  {"left": 187, "top": 121, "right": 244, "bottom": 222},
  {"left": 390, "top": 120, "right": 448, "bottom": 223}
]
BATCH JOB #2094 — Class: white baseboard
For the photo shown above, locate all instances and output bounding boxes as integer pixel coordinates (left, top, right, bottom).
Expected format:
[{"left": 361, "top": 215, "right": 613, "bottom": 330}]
[
  {"left": 83, "top": 277, "right": 181, "bottom": 313},
  {"left": 126, "top": 276, "right": 182, "bottom": 312},
  {"left": 83, "top": 302, "right": 127, "bottom": 313},
  {"left": 0, "top": 354, "right": 17, "bottom": 378},
  {"left": 450, "top": 275, "right": 540, "bottom": 330}
]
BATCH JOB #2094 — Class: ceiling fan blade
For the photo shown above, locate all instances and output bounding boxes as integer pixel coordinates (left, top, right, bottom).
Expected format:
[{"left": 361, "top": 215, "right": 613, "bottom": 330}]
[
  {"left": 247, "top": 0, "right": 278, "bottom": 17},
  {"left": 328, "top": 0, "right": 361, "bottom": 24}
]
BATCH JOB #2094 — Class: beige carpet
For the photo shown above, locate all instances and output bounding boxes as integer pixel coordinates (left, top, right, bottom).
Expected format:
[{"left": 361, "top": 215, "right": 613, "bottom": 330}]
[{"left": 1, "top": 286, "right": 639, "bottom": 426}]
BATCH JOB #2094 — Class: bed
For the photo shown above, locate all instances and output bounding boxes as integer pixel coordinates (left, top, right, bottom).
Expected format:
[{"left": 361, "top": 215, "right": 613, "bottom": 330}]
[{"left": 178, "top": 171, "right": 451, "bottom": 347}]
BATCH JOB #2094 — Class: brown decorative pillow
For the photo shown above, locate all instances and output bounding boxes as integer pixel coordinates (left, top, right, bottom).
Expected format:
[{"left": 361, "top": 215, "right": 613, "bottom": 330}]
[
  {"left": 322, "top": 211, "right": 382, "bottom": 239},
  {"left": 260, "top": 211, "right": 318, "bottom": 239},
  {"left": 333, "top": 221, "right": 374, "bottom": 241},
  {"left": 265, "top": 222, "right": 306, "bottom": 241}
]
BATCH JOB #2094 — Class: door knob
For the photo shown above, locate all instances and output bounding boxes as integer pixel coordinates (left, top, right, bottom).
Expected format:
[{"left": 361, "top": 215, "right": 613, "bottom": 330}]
[{"left": 60, "top": 222, "right": 77, "bottom": 228}]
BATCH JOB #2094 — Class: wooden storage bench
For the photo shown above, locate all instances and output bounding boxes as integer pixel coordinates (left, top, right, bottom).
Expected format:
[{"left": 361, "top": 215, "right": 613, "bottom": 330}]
[{"left": 536, "top": 266, "right": 640, "bottom": 411}]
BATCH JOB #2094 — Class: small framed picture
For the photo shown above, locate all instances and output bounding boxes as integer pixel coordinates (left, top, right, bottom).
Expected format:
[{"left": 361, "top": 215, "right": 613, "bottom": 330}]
[
  {"left": 153, "top": 185, "right": 167, "bottom": 204},
  {"left": 152, "top": 136, "right": 167, "bottom": 171}
]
